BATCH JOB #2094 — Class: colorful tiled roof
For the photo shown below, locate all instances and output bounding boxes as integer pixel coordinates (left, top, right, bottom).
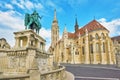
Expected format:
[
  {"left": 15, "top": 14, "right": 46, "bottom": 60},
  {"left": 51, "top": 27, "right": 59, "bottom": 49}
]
[
  {"left": 68, "top": 32, "right": 76, "bottom": 39},
  {"left": 68, "top": 20, "right": 109, "bottom": 39}
]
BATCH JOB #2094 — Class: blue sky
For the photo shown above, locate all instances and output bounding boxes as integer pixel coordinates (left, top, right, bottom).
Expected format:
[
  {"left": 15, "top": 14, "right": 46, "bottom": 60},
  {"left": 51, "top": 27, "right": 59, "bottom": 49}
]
[{"left": 0, "top": 0, "right": 120, "bottom": 50}]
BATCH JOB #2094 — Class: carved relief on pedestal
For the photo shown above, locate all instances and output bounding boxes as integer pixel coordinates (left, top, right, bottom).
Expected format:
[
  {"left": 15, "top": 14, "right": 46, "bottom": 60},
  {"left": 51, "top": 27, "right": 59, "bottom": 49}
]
[
  {"left": 8, "top": 56, "right": 26, "bottom": 69},
  {"left": 19, "top": 57, "right": 26, "bottom": 67},
  {"left": 9, "top": 56, "right": 19, "bottom": 68},
  {"left": 41, "top": 76, "right": 46, "bottom": 80}
]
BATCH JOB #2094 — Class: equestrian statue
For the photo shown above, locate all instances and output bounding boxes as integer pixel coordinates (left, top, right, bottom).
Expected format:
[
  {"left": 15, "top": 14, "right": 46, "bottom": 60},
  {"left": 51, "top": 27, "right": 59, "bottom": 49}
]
[{"left": 24, "top": 10, "right": 42, "bottom": 34}]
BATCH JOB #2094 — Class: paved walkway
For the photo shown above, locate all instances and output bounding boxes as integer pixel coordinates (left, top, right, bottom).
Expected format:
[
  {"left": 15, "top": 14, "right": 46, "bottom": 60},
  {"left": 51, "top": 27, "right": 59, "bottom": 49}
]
[{"left": 62, "top": 64, "right": 120, "bottom": 80}]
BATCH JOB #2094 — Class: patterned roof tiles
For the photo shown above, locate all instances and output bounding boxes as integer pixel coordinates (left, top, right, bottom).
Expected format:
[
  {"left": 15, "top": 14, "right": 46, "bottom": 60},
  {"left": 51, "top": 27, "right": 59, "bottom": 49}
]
[{"left": 68, "top": 20, "right": 109, "bottom": 39}]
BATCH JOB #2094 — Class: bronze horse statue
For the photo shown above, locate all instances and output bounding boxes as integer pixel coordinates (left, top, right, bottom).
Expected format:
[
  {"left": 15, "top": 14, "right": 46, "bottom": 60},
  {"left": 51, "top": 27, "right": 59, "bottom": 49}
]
[{"left": 24, "top": 10, "right": 42, "bottom": 34}]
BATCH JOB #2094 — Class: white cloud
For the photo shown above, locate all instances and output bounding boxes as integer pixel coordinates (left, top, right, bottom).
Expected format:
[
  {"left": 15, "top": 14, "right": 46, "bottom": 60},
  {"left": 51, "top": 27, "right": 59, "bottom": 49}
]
[
  {"left": 0, "top": 10, "right": 24, "bottom": 30},
  {"left": 12, "top": 0, "right": 44, "bottom": 10},
  {"left": 5, "top": 4, "right": 13, "bottom": 9},
  {"left": 0, "top": 29, "right": 15, "bottom": 47},
  {"left": 39, "top": 28, "right": 51, "bottom": 39},
  {"left": 25, "top": 1, "right": 34, "bottom": 10},
  {"left": 98, "top": 18, "right": 120, "bottom": 37},
  {"left": 45, "top": 0, "right": 63, "bottom": 12},
  {"left": 0, "top": 10, "right": 24, "bottom": 47},
  {"left": 35, "top": 3, "right": 43, "bottom": 9},
  {"left": 12, "top": 0, "right": 25, "bottom": 9},
  {"left": 39, "top": 28, "right": 51, "bottom": 50}
]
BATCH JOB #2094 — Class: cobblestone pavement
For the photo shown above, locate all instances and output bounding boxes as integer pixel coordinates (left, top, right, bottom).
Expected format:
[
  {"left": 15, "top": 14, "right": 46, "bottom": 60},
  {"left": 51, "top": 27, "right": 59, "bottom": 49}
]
[{"left": 61, "top": 64, "right": 120, "bottom": 80}]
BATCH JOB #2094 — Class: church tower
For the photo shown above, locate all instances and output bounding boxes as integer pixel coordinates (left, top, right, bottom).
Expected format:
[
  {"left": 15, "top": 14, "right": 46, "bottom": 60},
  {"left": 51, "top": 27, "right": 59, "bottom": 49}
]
[
  {"left": 51, "top": 9, "right": 59, "bottom": 48},
  {"left": 74, "top": 17, "right": 79, "bottom": 32}
]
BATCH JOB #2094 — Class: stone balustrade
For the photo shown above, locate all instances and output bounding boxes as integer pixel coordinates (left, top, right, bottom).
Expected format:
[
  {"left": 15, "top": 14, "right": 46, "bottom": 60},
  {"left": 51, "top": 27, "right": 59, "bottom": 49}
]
[
  {"left": 7, "top": 50, "right": 27, "bottom": 56},
  {"left": 0, "top": 74, "right": 29, "bottom": 80},
  {"left": 0, "top": 66, "right": 66, "bottom": 80},
  {"left": 41, "top": 66, "right": 66, "bottom": 80}
]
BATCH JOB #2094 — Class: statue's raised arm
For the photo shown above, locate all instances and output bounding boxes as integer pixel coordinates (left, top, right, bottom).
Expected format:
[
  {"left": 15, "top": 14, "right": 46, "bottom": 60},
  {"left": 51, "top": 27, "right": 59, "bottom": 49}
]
[{"left": 39, "top": 15, "right": 43, "bottom": 19}]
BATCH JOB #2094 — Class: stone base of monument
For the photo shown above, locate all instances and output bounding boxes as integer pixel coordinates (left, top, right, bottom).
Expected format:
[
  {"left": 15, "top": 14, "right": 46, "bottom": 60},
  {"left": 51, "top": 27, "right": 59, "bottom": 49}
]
[{"left": 0, "top": 30, "right": 69, "bottom": 80}]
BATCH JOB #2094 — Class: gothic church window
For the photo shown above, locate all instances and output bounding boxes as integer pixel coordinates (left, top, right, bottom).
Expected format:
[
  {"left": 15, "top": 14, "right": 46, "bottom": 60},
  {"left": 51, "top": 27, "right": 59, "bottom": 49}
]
[
  {"left": 90, "top": 35, "right": 93, "bottom": 41},
  {"left": 76, "top": 41, "right": 78, "bottom": 44},
  {"left": 106, "top": 33, "right": 108, "bottom": 37},
  {"left": 2, "top": 45, "right": 5, "bottom": 48},
  {"left": 103, "top": 42, "right": 105, "bottom": 53},
  {"left": 96, "top": 43, "right": 100, "bottom": 53},
  {"left": 90, "top": 44, "right": 93, "bottom": 53},
  {"left": 31, "top": 41, "right": 34, "bottom": 46},
  {"left": 95, "top": 33, "right": 99, "bottom": 40},
  {"left": 75, "top": 49, "right": 79, "bottom": 55},
  {"left": 118, "top": 41, "right": 120, "bottom": 44},
  {"left": 83, "top": 38, "right": 85, "bottom": 43},
  {"left": 101, "top": 33, "right": 105, "bottom": 39},
  {"left": 82, "top": 46, "right": 85, "bottom": 55}
]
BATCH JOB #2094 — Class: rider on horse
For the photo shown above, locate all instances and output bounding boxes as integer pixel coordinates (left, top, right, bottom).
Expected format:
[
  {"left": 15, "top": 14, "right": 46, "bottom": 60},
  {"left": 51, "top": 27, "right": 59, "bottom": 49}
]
[{"left": 24, "top": 10, "right": 42, "bottom": 34}]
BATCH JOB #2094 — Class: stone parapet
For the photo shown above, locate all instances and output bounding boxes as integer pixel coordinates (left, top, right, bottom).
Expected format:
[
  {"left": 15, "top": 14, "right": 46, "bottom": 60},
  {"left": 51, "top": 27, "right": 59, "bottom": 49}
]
[
  {"left": 0, "top": 66, "right": 68, "bottom": 80},
  {"left": 41, "top": 66, "right": 66, "bottom": 80}
]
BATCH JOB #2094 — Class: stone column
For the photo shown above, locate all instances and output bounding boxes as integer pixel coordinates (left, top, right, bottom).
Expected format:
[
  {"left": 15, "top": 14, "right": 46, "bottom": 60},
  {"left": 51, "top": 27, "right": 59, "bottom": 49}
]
[
  {"left": 99, "top": 40, "right": 102, "bottom": 64},
  {"left": 26, "top": 36, "right": 30, "bottom": 47},
  {"left": 63, "top": 40, "right": 67, "bottom": 63},
  {"left": 71, "top": 43, "right": 75, "bottom": 64},
  {"left": 39, "top": 42, "right": 41, "bottom": 51},
  {"left": 78, "top": 35, "right": 82, "bottom": 64},
  {"left": 100, "top": 42, "right": 104, "bottom": 64},
  {"left": 85, "top": 29, "right": 90, "bottom": 64},
  {"left": 43, "top": 43, "right": 45, "bottom": 51},
  {"left": 93, "top": 42, "right": 97, "bottom": 64},
  {"left": 14, "top": 37, "right": 19, "bottom": 48},
  {"left": 107, "top": 38, "right": 113, "bottom": 64},
  {"left": 55, "top": 44, "right": 58, "bottom": 62}
]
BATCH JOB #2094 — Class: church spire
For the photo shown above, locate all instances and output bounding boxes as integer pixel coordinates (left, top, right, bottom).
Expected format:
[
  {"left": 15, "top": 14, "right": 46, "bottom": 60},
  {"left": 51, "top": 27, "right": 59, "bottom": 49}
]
[
  {"left": 75, "top": 16, "right": 79, "bottom": 32},
  {"left": 64, "top": 24, "right": 67, "bottom": 33},
  {"left": 75, "top": 17, "right": 78, "bottom": 25},
  {"left": 51, "top": 9, "right": 59, "bottom": 48},
  {"left": 53, "top": 9, "right": 58, "bottom": 23}
]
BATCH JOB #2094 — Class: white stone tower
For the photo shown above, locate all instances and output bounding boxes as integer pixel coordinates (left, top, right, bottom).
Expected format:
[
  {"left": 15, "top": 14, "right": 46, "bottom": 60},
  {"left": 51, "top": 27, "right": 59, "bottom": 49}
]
[{"left": 51, "top": 9, "right": 59, "bottom": 48}]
